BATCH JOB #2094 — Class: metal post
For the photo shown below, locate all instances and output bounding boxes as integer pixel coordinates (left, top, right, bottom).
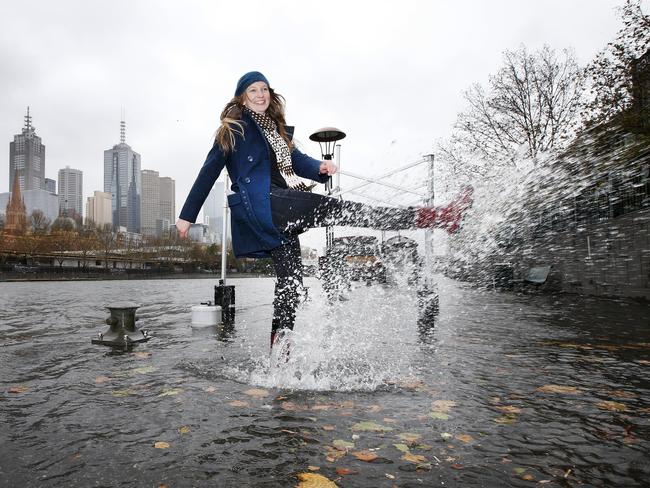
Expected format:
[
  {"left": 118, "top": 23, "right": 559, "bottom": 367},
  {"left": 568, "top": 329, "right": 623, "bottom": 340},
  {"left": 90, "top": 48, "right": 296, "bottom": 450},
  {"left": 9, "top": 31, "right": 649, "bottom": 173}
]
[
  {"left": 220, "top": 175, "right": 229, "bottom": 283},
  {"left": 424, "top": 154, "right": 435, "bottom": 276}
]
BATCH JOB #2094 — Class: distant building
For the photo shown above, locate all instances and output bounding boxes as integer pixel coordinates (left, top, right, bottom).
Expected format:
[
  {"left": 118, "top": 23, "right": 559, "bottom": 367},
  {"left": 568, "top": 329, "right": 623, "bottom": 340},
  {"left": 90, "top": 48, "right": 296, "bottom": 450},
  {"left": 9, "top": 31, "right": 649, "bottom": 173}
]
[
  {"left": 44, "top": 178, "right": 56, "bottom": 194},
  {"left": 23, "top": 189, "right": 59, "bottom": 223},
  {"left": 159, "top": 176, "right": 175, "bottom": 230},
  {"left": 189, "top": 223, "right": 209, "bottom": 243},
  {"left": 203, "top": 181, "right": 225, "bottom": 243},
  {"left": 9, "top": 107, "right": 45, "bottom": 192},
  {"left": 86, "top": 191, "right": 112, "bottom": 228},
  {"left": 104, "top": 120, "right": 141, "bottom": 232},
  {"left": 58, "top": 166, "right": 83, "bottom": 218},
  {"left": 156, "top": 218, "right": 171, "bottom": 237},
  {"left": 141, "top": 169, "right": 160, "bottom": 236},
  {"left": 4, "top": 171, "right": 26, "bottom": 234}
]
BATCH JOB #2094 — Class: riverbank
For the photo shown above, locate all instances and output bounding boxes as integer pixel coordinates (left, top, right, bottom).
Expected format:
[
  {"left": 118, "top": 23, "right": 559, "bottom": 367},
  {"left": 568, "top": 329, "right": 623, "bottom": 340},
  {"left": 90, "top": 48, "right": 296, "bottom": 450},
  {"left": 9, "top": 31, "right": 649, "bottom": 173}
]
[{"left": 0, "top": 271, "right": 272, "bottom": 282}]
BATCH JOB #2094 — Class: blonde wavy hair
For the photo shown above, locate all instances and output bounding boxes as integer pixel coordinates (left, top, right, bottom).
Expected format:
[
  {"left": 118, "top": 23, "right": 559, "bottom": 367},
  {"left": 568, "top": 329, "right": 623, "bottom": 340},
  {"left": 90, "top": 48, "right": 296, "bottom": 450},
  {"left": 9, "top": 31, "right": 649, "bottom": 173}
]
[{"left": 215, "top": 88, "right": 292, "bottom": 153}]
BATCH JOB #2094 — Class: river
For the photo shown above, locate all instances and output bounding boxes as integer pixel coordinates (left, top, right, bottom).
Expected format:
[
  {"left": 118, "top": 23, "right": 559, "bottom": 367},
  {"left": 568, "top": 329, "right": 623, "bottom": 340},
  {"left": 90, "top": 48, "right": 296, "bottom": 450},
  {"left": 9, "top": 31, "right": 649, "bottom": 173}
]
[{"left": 0, "top": 277, "right": 649, "bottom": 487}]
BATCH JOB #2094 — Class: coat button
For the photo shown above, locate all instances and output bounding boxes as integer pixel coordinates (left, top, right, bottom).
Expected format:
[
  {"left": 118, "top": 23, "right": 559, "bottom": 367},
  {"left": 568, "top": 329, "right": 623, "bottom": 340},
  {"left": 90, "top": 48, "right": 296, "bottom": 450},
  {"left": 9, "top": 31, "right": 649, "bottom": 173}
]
[
  {"left": 247, "top": 156, "right": 253, "bottom": 162},
  {"left": 244, "top": 177, "right": 251, "bottom": 183}
]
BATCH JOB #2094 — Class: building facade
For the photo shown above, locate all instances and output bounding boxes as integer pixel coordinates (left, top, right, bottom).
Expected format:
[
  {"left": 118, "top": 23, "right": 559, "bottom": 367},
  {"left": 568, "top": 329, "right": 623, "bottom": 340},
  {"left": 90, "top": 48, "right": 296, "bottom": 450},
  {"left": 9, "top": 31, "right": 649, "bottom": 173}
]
[
  {"left": 140, "top": 169, "right": 160, "bottom": 236},
  {"left": 9, "top": 107, "right": 45, "bottom": 192},
  {"left": 159, "top": 176, "right": 175, "bottom": 229},
  {"left": 203, "top": 181, "right": 225, "bottom": 243},
  {"left": 58, "top": 166, "right": 83, "bottom": 219},
  {"left": 103, "top": 121, "right": 141, "bottom": 232},
  {"left": 85, "top": 191, "right": 112, "bottom": 228},
  {"left": 45, "top": 178, "right": 56, "bottom": 194}
]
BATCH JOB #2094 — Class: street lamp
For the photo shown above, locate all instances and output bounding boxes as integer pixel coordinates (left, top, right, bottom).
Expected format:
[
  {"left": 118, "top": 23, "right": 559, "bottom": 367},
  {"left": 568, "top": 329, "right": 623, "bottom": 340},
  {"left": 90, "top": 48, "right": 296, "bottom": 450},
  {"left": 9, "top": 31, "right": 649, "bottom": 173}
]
[{"left": 310, "top": 127, "right": 346, "bottom": 251}]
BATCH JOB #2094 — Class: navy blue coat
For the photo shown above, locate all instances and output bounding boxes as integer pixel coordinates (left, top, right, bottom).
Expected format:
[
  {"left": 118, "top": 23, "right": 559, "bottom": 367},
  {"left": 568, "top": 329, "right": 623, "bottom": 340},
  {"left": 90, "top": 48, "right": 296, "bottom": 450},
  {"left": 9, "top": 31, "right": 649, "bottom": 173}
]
[{"left": 179, "top": 112, "right": 328, "bottom": 258}]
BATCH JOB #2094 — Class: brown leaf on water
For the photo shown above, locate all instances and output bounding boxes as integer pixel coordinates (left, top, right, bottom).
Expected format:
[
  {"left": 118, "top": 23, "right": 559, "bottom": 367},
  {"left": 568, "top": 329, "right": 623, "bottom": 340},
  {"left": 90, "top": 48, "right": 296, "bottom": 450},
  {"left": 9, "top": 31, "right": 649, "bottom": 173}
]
[
  {"left": 496, "top": 405, "right": 522, "bottom": 414},
  {"left": 332, "top": 439, "right": 355, "bottom": 451},
  {"left": 607, "top": 390, "right": 636, "bottom": 399},
  {"left": 397, "top": 432, "right": 422, "bottom": 445},
  {"left": 367, "top": 404, "right": 382, "bottom": 413},
  {"left": 203, "top": 386, "right": 217, "bottom": 393},
  {"left": 95, "top": 376, "right": 111, "bottom": 384},
  {"left": 243, "top": 388, "right": 269, "bottom": 398},
  {"left": 351, "top": 421, "right": 393, "bottom": 433},
  {"left": 352, "top": 450, "right": 378, "bottom": 462},
  {"left": 596, "top": 401, "right": 628, "bottom": 412},
  {"left": 281, "top": 401, "right": 308, "bottom": 411},
  {"left": 307, "top": 465, "right": 320, "bottom": 471},
  {"left": 335, "top": 467, "right": 357, "bottom": 475},
  {"left": 432, "top": 400, "right": 456, "bottom": 413},
  {"left": 8, "top": 385, "right": 29, "bottom": 394},
  {"left": 178, "top": 426, "right": 190, "bottom": 434},
  {"left": 400, "top": 379, "right": 427, "bottom": 391},
  {"left": 494, "top": 414, "right": 518, "bottom": 424},
  {"left": 322, "top": 425, "right": 335, "bottom": 431},
  {"left": 154, "top": 441, "right": 170, "bottom": 449},
  {"left": 635, "top": 359, "right": 650, "bottom": 365},
  {"left": 488, "top": 396, "right": 502, "bottom": 405},
  {"left": 324, "top": 446, "right": 346, "bottom": 461},
  {"left": 228, "top": 400, "right": 249, "bottom": 407},
  {"left": 383, "top": 418, "right": 398, "bottom": 423},
  {"left": 455, "top": 434, "right": 474, "bottom": 444},
  {"left": 450, "top": 463, "right": 463, "bottom": 470},
  {"left": 522, "top": 473, "right": 535, "bottom": 481},
  {"left": 401, "top": 452, "right": 427, "bottom": 464},
  {"left": 133, "top": 351, "right": 152, "bottom": 359},
  {"left": 296, "top": 472, "right": 338, "bottom": 488},
  {"left": 536, "top": 384, "right": 579, "bottom": 394}
]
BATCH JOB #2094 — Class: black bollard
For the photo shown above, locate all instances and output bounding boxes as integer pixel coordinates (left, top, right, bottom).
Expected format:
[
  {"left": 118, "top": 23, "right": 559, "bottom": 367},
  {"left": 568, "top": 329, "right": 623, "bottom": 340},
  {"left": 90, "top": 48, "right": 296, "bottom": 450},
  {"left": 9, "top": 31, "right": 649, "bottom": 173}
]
[
  {"left": 92, "top": 302, "right": 150, "bottom": 350},
  {"left": 214, "top": 280, "right": 236, "bottom": 325},
  {"left": 417, "top": 284, "right": 440, "bottom": 323}
]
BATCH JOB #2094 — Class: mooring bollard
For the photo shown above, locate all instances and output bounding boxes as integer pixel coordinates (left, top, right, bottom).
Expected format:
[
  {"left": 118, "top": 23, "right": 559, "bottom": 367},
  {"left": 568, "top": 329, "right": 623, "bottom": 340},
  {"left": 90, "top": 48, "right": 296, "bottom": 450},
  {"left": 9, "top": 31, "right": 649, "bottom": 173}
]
[
  {"left": 214, "top": 280, "right": 236, "bottom": 325},
  {"left": 91, "top": 302, "right": 150, "bottom": 349},
  {"left": 417, "top": 284, "right": 440, "bottom": 323}
]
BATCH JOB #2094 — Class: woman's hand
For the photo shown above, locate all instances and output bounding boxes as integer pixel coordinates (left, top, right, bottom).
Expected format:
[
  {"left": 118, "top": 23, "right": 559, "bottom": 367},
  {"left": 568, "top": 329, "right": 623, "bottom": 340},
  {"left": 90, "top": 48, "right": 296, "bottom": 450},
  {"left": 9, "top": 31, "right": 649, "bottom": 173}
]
[
  {"left": 319, "top": 161, "right": 338, "bottom": 175},
  {"left": 175, "top": 218, "right": 191, "bottom": 238}
]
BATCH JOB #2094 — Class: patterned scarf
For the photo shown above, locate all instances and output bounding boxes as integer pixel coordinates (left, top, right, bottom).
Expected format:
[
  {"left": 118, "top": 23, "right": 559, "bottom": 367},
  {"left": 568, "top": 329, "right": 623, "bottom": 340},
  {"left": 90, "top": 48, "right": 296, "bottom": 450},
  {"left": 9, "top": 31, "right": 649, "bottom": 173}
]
[{"left": 244, "top": 107, "right": 309, "bottom": 191}]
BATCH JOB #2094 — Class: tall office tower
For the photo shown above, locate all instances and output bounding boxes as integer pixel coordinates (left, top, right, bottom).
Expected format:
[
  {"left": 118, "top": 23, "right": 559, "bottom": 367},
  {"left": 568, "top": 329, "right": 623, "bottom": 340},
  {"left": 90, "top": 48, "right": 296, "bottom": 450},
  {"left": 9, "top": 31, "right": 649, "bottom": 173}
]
[
  {"left": 9, "top": 107, "right": 46, "bottom": 192},
  {"left": 58, "top": 166, "right": 83, "bottom": 218},
  {"left": 103, "top": 120, "right": 141, "bottom": 232},
  {"left": 203, "top": 181, "right": 225, "bottom": 239},
  {"left": 45, "top": 178, "right": 56, "bottom": 194},
  {"left": 85, "top": 191, "right": 112, "bottom": 228},
  {"left": 159, "top": 176, "right": 175, "bottom": 228},
  {"left": 140, "top": 169, "right": 160, "bottom": 236}
]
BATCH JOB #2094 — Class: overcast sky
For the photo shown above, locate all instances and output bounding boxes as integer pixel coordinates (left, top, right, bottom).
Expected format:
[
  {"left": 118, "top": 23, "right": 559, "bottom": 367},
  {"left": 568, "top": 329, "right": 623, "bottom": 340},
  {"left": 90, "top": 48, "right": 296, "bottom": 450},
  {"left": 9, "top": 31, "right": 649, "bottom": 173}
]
[{"left": 0, "top": 0, "right": 635, "bottom": 250}]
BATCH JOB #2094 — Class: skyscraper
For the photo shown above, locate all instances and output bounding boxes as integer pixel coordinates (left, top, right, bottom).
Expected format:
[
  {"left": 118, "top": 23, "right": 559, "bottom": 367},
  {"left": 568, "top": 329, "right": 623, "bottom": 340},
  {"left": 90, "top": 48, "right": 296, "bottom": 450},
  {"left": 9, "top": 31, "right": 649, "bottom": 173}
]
[
  {"left": 204, "top": 181, "right": 225, "bottom": 242},
  {"left": 140, "top": 169, "right": 160, "bottom": 236},
  {"left": 44, "top": 178, "right": 56, "bottom": 194},
  {"left": 58, "top": 166, "right": 83, "bottom": 218},
  {"left": 9, "top": 107, "right": 45, "bottom": 192},
  {"left": 104, "top": 120, "right": 141, "bottom": 232}
]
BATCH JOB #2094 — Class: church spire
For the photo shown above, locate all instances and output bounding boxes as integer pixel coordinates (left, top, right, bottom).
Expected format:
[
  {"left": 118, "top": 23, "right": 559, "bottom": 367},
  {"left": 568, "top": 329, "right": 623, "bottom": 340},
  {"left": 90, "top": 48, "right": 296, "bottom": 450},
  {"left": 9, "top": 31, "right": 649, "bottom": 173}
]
[{"left": 5, "top": 169, "right": 27, "bottom": 235}]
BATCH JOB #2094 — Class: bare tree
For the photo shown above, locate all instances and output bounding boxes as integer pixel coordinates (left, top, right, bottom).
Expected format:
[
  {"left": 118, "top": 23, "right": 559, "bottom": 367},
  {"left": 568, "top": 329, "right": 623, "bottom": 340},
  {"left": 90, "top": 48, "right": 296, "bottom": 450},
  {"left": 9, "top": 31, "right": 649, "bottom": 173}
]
[
  {"left": 442, "top": 44, "right": 584, "bottom": 169},
  {"left": 29, "top": 210, "right": 51, "bottom": 234}
]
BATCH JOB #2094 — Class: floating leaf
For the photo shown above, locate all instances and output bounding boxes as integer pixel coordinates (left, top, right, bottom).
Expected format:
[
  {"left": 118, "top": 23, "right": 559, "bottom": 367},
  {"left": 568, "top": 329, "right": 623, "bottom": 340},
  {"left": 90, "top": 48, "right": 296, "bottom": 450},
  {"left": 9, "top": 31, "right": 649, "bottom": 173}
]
[
  {"left": 536, "top": 384, "right": 579, "bottom": 394},
  {"left": 158, "top": 388, "right": 183, "bottom": 397},
  {"left": 416, "top": 443, "right": 432, "bottom": 451},
  {"left": 352, "top": 450, "right": 378, "bottom": 462},
  {"left": 243, "top": 388, "right": 269, "bottom": 398},
  {"left": 311, "top": 404, "right": 331, "bottom": 411},
  {"left": 494, "top": 414, "right": 518, "bottom": 424},
  {"left": 496, "top": 405, "right": 522, "bottom": 414},
  {"left": 178, "top": 426, "right": 190, "bottom": 434},
  {"left": 95, "top": 376, "right": 111, "bottom": 384},
  {"left": 324, "top": 446, "right": 346, "bottom": 462},
  {"left": 133, "top": 351, "right": 152, "bottom": 359},
  {"left": 336, "top": 467, "right": 357, "bottom": 475},
  {"left": 440, "top": 432, "right": 453, "bottom": 440},
  {"left": 154, "top": 441, "right": 170, "bottom": 449},
  {"left": 385, "top": 473, "right": 395, "bottom": 479},
  {"left": 397, "top": 432, "right": 421, "bottom": 444},
  {"left": 203, "top": 386, "right": 217, "bottom": 393},
  {"left": 367, "top": 404, "right": 382, "bottom": 413},
  {"left": 402, "top": 452, "right": 428, "bottom": 464},
  {"left": 428, "top": 412, "right": 449, "bottom": 420},
  {"left": 332, "top": 439, "right": 355, "bottom": 451},
  {"left": 596, "top": 401, "right": 628, "bottom": 412},
  {"left": 111, "top": 388, "right": 137, "bottom": 397},
  {"left": 522, "top": 474, "right": 535, "bottom": 481},
  {"left": 307, "top": 465, "right": 320, "bottom": 471},
  {"left": 455, "top": 434, "right": 474, "bottom": 444},
  {"left": 635, "top": 359, "right": 650, "bottom": 365},
  {"left": 351, "top": 421, "right": 393, "bottom": 433},
  {"left": 514, "top": 467, "right": 527, "bottom": 475},
  {"left": 607, "top": 390, "right": 636, "bottom": 399},
  {"left": 393, "top": 443, "right": 410, "bottom": 453},
  {"left": 229, "top": 400, "right": 249, "bottom": 407},
  {"left": 8, "top": 385, "right": 29, "bottom": 394},
  {"left": 432, "top": 400, "right": 456, "bottom": 413},
  {"left": 133, "top": 366, "right": 158, "bottom": 375},
  {"left": 296, "top": 472, "right": 337, "bottom": 488},
  {"left": 322, "top": 425, "right": 335, "bottom": 431}
]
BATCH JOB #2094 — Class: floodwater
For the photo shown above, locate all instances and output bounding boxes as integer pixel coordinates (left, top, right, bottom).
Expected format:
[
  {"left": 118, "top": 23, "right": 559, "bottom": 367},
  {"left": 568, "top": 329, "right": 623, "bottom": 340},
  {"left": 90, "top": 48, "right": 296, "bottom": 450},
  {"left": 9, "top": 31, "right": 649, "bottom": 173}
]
[{"left": 0, "top": 277, "right": 649, "bottom": 487}]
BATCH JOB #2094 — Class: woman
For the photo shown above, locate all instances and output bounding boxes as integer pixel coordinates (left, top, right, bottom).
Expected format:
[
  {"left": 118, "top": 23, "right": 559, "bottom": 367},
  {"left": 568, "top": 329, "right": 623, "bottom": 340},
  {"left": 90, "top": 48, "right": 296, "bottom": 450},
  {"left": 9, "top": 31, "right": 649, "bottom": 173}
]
[{"left": 176, "top": 71, "right": 472, "bottom": 350}]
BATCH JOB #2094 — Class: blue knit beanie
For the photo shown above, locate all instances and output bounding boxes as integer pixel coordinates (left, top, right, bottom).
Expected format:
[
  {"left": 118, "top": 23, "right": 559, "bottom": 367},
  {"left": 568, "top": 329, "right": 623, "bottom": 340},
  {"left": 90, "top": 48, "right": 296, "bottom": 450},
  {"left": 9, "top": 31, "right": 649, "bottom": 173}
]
[{"left": 234, "top": 71, "right": 270, "bottom": 96}]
